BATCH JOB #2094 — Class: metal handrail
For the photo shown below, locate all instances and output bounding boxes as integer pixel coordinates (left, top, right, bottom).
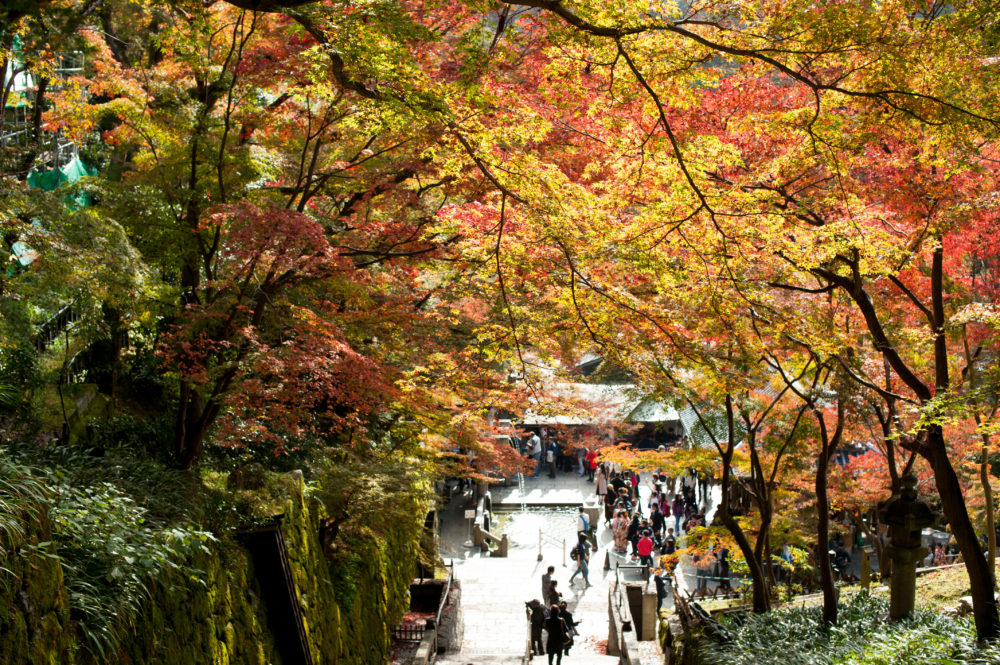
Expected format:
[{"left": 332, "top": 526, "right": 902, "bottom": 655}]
[
  {"left": 614, "top": 564, "right": 622, "bottom": 608},
  {"left": 613, "top": 563, "right": 626, "bottom": 609},
  {"left": 435, "top": 560, "right": 454, "bottom": 628}
]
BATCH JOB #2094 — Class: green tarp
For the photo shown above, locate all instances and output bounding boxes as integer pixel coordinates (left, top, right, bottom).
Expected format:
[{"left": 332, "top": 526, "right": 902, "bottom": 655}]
[
  {"left": 27, "top": 154, "right": 97, "bottom": 191},
  {"left": 26, "top": 154, "right": 98, "bottom": 207}
]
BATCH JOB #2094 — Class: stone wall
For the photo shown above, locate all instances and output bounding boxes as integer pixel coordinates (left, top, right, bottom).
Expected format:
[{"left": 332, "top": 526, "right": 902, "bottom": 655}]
[
  {"left": 0, "top": 503, "right": 73, "bottom": 665},
  {"left": 657, "top": 608, "right": 703, "bottom": 665},
  {"left": 120, "top": 537, "right": 279, "bottom": 665},
  {"left": 1, "top": 479, "right": 423, "bottom": 665}
]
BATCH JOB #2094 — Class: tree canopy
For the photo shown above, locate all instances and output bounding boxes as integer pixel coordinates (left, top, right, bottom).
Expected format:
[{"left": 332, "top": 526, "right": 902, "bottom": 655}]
[{"left": 3, "top": 0, "right": 1000, "bottom": 640}]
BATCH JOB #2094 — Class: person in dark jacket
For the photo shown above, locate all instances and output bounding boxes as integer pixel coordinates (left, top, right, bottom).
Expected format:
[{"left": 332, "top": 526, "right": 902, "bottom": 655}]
[
  {"left": 610, "top": 472, "right": 626, "bottom": 495},
  {"left": 545, "top": 605, "right": 567, "bottom": 665},
  {"left": 653, "top": 568, "right": 670, "bottom": 611},
  {"left": 527, "top": 599, "right": 545, "bottom": 656},
  {"left": 627, "top": 513, "right": 641, "bottom": 558},
  {"left": 651, "top": 504, "right": 665, "bottom": 538},
  {"left": 546, "top": 579, "right": 562, "bottom": 608}
]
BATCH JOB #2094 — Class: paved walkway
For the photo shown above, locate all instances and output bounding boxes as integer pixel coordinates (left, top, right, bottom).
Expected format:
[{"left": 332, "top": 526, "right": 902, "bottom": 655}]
[
  {"left": 435, "top": 467, "right": 879, "bottom": 664},
  {"left": 437, "top": 470, "right": 692, "bottom": 664},
  {"left": 439, "top": 473, "right": 615, "bottom": 662}
]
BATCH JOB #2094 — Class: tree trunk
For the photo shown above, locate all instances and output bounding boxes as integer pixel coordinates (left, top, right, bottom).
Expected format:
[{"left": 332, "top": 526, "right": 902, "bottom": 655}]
[
  {"left": 927, "top": 426, "right": 1000, "bottom": 640},
  {"left": 31, "top": 76, "right": 48, "bottom": 143},
  {"left": 982, "top": 445, "right": 996, "bottom": 589},
  {"left": 715, "top": 395, "right": 771, "bottom": 613},
  {"left": 753, "top": 489, "right": 774, "bottom": 598},
  {"left": 750, "top": 494, "right": 774, "bottom": 610},
  {"left": 175, "top": 384, "right": 207, "bottom": 469},
  {"left": 856, "top": 512, "right": 889, "bottom": 581},
  {"left": 763, "top": 532, "right": 777, "bottom": 591},
  {"left": 178, "top": 423, "right": 206, "bottom": 470},
  {"left": 719, "top": 509, "right": 770, "bottom": 612},
  {"left": 816, "top": 442, "right": 837, "bottom": 624}
]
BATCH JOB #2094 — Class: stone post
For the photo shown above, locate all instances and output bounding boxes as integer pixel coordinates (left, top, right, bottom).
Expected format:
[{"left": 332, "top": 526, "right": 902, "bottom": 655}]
[{"left": 878, "top": 473, "right": 938, "bottom": 620}]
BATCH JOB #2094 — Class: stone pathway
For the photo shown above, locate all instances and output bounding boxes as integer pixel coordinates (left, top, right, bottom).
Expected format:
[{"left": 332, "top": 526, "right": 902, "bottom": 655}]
[{"left": 437, "top": 472, "right": 657, "bottom": 664}]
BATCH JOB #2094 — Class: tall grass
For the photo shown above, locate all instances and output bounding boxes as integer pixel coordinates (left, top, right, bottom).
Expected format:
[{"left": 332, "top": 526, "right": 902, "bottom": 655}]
[
  {"left": 0, "top": 456, "right": 48, "bottom": 588},
  {"left": 46, "top": 481, "right": 215, "bottom": 661},
  {"left": 2, "top": 446, "right": 215, "bottom": 663},
  {"left": 0, "top": 381, "right": 19, "bottom": 410}
]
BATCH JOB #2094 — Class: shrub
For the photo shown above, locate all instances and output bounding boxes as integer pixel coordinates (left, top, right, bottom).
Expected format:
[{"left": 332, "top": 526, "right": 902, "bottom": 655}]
[
  {"left": 2, "top": 446, "right": 214, "bottom": 663},
  {"left": 0, "top": 344, "right": 41, "bottom": 420},
  {"left": 700, "top": 592, "right": 1000, "bottom": 665},
  {"left": 42, "top": 480, "right": 215, "bottom": 662},
  {"left": 85, "top": 414, "right": 175, "bottom": 459}
]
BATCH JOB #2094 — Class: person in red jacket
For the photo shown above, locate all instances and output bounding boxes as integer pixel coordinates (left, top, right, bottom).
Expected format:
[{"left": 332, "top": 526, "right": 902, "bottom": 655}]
[
  {"left": 637, "top": 529, "right": 655, "bottom": 567},
  {"left": 586, "top": 449, "right": 598, "bottom": 482}
]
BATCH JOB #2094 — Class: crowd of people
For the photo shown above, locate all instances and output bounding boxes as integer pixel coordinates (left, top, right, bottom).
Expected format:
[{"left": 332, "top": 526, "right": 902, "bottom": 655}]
[
  {"left": 597, "top": 464, "right": 709, "bottom": 561},
  {"left": 524, "top": 429, "right": 600, "bottom": 481},
  {"left": 525, "top": 460, "right": 724, "bottom": 659},
  {"left": 529, "top": 565, "right": 582, "bottom": 665}
]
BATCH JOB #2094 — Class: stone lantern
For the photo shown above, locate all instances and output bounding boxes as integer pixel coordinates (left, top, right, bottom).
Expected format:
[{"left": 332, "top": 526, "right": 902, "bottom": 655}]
[{"left": 878, "top": 472, "right": 939, "bottom": 619}]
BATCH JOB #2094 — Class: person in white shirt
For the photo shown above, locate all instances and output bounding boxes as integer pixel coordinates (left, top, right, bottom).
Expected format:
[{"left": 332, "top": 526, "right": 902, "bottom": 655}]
[
  {"left": 576, "top": 506, "right": 590, "bottom": 539},
  {"left": 529, "top": 432, "right": 542, "bottom": 477}
]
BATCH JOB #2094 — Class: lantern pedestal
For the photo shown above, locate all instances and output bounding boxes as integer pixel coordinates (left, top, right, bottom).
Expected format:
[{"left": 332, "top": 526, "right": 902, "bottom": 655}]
[{"left": 879, "top": 472, "right": 938, "bottom": 621}]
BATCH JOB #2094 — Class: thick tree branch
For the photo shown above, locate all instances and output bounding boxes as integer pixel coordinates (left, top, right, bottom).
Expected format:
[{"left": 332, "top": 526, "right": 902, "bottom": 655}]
[{"left": 501, "top": 0, "right": 999, "bottom": 127}]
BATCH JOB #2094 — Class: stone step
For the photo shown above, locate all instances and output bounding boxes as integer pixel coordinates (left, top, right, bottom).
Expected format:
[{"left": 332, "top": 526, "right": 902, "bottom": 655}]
[
  {"left": 532, "top": 656, "right": 619, "bottom": 665},
  {"left": 435, "top": 655, "right": 619, "bottom": 665},
  {"left": 434, "top": 655, "right": 524, "bottom": 665}
]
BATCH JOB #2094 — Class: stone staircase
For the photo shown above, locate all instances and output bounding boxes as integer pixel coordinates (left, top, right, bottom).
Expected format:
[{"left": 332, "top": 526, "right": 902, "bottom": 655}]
[{"left": 435, "top": 655, "right": 619, "bottom": 665}]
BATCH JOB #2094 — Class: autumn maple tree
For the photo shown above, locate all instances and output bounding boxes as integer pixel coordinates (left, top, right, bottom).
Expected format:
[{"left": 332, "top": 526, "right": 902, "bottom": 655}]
[
  {"left": 6, "top": 0, "right": 1000, "bottom": 641},
  {"left": 422, "top": 0, "right": 1000, "bottom": 638}
]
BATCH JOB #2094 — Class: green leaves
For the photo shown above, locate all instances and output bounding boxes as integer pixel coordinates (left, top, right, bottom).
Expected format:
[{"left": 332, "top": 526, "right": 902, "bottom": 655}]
[
  {"left": 46, "top": 479, "right": 214, "bottom": 661},
  {"left": 1, "top": 446, "right": 215, "bottom": 664},
  {"left": 701, "top": 593, "right": 998, "bottom": 665}
]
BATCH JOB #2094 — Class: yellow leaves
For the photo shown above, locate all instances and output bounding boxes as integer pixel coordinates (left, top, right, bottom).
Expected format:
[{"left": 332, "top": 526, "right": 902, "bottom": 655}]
[{"left": 951, "top": 303, "right": 1000, "bottom": 330}]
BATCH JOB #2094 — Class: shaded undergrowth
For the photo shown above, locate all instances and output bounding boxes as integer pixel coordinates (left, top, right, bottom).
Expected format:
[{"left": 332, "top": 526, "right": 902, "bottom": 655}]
[{"left": 700, "top": 593, "right": 1000, "bottom": 665}]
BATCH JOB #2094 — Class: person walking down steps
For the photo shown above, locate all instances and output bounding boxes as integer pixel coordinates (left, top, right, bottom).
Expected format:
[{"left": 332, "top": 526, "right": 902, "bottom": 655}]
[
  {"left": 527, "top": 599, "right": 546, "bottom": 657},
  {"left": 568, "top": 534, "right": 591, "bottom": 587},
  {"left": 546, "top": 580, "right": 562, "bottom": 608},
  {"left": 545, "top": 604, "right": 568, "bottom": 665},
  {"left": 559, "top": 600, "right": 579, "bottom": 656}
]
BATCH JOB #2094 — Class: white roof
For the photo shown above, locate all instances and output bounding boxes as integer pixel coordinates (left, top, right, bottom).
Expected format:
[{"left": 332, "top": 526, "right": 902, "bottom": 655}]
[
  {"left": 625, "top": 399, "right": 680, "bottom": 423},
  {"left": 521, "top": 382, "right": 679, "bottom": 426}
]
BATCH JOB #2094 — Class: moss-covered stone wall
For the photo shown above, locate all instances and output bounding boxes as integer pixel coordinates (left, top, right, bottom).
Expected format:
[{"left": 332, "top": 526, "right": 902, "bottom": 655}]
[
  {"left": 120, "top": 542, "right": 279, "bottom": 665},
  {"left": 0, "top": 504, "right": 72, "bottom": 665},
  {"left": 280, "top": 477, "right": 421, "bottom": 665},
  {"left": 3, "top": 479, "right": 423, "bottom": 665}
]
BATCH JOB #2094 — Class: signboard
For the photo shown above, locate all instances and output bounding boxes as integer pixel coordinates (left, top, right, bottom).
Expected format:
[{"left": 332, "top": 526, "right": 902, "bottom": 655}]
[{"left": 464, "top": 510, "right": 476, "bottom": 520}]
